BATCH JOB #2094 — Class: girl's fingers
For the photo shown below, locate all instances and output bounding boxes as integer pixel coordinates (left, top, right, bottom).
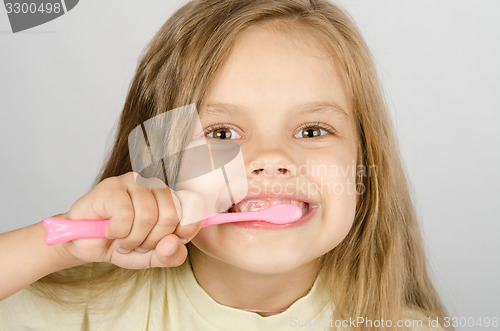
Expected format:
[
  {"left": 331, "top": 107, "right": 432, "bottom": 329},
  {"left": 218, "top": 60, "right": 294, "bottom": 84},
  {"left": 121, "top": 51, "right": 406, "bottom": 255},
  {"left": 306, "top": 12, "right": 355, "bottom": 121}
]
[
  {"left": 109, "top": 234, "right": 187, "bottom": 269},
  {"left": 113, "top": 183, "right": 159, "bottom": 252},
  {"left": 174, "top": 222, "right": 204, "bottom": 244},
  {"left": 101, "top": 189, "right": 135, "bottom": 240},
  {"left": 63, "top": 172, "right": 195, "bottom": 268},
  {"left": 136, "top": 188, "right": 181, "bottom": 251},
  {"left": 150, "top": 234, "right": 188, "bottom": 267}
]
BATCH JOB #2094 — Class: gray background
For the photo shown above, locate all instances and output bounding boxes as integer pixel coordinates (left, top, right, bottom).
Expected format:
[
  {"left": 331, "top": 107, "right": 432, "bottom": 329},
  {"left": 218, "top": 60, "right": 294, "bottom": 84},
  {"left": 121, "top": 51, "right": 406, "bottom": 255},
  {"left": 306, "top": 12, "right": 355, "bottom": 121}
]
[{"left": 0, "top": 0, "right": 498, "bottom": 328}]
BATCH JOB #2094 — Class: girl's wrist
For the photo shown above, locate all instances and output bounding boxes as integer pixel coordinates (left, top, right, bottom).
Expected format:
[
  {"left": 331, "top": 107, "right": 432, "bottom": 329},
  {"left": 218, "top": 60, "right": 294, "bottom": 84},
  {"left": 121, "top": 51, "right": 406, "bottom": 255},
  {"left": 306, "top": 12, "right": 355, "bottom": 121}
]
[
  {"left": 0, "top": 219, "right": 86, "bottom": 300},
  {"left": 50, "top": 241, "right": 86, "bottom": 270},
  {"left": 37, "top": 218, "right": 86, "bottom": 271}
]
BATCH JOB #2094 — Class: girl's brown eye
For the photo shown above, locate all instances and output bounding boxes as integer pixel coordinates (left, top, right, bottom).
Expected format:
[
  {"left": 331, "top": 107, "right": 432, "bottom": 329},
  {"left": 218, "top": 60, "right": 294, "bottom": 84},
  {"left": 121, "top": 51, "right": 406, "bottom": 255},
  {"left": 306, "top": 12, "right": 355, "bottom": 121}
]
[
  {"left": 295, "top": 125, "right": 332, "bottom": 139},
  {"left": 206, "top": 127, "right": 241, "bottom": 140},
  {"left": 301, "top": 127, "right": 321, "bottom": 138},
  {"left": 213, "top": 128, "right": 231, "bottom": 139}
]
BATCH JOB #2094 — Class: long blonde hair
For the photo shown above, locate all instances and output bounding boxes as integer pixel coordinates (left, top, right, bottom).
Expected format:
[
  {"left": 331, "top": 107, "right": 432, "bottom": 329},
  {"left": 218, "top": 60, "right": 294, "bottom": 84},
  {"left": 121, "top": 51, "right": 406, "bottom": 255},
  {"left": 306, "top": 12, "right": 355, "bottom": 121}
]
[{"left": 31, "top": 0, "right": 449, "bottom": 329}]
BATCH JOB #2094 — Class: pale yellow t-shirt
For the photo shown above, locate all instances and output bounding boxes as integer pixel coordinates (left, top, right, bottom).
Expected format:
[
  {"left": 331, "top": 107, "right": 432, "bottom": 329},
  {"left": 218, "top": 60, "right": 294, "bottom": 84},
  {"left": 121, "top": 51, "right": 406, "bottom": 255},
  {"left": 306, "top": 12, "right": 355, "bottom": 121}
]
[
  {"left": 0, "top": 259, "right": 332, "bottom": 331},
  {"left": 0, "top": 260, "right": 444, "bottom": 330}
]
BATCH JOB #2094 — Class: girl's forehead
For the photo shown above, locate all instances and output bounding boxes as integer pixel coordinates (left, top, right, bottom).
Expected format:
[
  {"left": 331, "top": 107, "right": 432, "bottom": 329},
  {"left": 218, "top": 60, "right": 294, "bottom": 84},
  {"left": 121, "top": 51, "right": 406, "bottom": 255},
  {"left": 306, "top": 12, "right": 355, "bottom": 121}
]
[
  {"left": 199, "top": 25, "right": 351, "bottom": 119},
  {"left": 236, "top": 22, "right": 337, "bottom": 61}
]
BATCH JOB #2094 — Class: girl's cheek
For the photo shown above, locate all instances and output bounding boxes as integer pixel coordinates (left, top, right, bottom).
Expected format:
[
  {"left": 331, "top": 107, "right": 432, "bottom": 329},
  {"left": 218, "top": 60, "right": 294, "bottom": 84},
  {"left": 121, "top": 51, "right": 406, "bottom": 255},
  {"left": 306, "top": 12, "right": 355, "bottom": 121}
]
[
  {"left": 297, "top": 150, "right": 358, "bottom": 207},
  {"left": 298, "top": 147, "right": 355, "bottom": 178}
]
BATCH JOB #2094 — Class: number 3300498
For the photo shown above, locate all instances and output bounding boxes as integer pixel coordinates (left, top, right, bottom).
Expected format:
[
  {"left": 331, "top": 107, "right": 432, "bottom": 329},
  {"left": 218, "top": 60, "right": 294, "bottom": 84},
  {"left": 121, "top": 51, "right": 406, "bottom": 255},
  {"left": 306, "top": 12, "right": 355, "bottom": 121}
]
[{"left": 5, "top": 2, "right": 61, "bottom": 14}]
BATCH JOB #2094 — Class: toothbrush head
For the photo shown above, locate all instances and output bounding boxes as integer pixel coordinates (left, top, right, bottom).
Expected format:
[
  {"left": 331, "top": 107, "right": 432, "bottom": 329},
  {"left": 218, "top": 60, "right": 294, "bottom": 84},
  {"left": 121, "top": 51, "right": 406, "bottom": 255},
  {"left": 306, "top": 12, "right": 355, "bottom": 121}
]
[
  {"left": 259, "top": 204, "right": 303, "bottom": 224},
  {"left": 202, "top": 204, "right": 304, "bottom": 227}
]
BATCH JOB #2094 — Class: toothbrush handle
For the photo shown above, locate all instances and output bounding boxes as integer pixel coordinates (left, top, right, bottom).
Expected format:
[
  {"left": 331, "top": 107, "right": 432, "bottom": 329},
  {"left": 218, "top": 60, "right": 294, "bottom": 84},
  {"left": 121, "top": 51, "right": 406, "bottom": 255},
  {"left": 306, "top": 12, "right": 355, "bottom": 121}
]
[
  {"left": 202, "top": 211, "right": 261, "bottom": 227},
  {"left": 43, "top": 213, "right": 242, "bottom": 245},
  {"left": 43, "top": 209, "right": 276, "bottom": 245},
  {"left": 43, "top": 217, "right": 110, "bottom": 246}
]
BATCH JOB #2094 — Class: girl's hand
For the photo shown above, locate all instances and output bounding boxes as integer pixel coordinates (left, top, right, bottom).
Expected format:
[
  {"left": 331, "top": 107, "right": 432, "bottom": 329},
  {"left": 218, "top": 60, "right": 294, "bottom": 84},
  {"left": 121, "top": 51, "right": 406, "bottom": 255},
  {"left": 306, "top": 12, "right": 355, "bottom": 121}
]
[{"left": 55, "top": 172, "right": 204, "bottom": 269}]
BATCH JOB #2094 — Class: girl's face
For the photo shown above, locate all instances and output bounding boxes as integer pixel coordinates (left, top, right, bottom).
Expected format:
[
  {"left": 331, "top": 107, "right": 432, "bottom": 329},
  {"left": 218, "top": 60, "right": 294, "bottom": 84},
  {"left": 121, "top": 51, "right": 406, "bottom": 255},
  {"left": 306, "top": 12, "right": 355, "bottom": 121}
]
[{"left": 190, "top": 25, "right": 358, "bottom": 275}]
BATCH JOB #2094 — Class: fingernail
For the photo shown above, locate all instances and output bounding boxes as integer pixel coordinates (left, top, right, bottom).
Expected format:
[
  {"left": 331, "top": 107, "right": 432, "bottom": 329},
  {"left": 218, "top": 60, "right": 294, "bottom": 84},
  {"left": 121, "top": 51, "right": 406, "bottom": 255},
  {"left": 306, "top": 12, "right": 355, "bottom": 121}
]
[
  {"left": 166, "top": 242, "right": 179, "bottom": 257},
  {"left": 116, "top": 247, "right": 131, "bottom": 254},
  {"left": 135, "top": 247, "right": 149, "bottom": 253},
  {"left": 179, "top": 238, "right": 188, "bottom": 244}
]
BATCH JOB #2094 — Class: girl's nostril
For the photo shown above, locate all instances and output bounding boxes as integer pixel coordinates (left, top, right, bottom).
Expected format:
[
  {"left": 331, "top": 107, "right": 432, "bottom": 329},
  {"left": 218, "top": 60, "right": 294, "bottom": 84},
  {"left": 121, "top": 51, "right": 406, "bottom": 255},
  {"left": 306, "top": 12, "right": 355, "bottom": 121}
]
[
  {"left": 277, "top": 168, "right": 290, "bottom": 176},
  {"left": 252, "top": 168, "right": 289, "bottom": 176},
  {"left": 253, "top": 169, "right": 264, "bottom": 175}
]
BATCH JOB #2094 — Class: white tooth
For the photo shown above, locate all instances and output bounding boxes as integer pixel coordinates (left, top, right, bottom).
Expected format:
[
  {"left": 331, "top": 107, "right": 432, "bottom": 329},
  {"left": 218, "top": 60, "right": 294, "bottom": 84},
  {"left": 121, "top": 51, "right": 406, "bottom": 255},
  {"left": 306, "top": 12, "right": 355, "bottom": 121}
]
[
  {"left": 254, "top": 200, "right": 271, "bottom": 210},
  {"left": 236, "top": 200, "right": 271, "bottom": 212},
  {"left": 236, "top": 199, "right": 311, "bottom": 212},
  {"left": 249, "top": 205, "right": 264, "bottom": 212}
]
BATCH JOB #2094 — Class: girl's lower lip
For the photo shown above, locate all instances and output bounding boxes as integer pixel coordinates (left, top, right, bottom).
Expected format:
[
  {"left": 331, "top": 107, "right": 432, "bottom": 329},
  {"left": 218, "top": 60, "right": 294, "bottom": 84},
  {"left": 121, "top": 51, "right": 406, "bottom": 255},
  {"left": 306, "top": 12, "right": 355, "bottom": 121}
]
[{"left": 227, "top": 205, "right": 317, "bottom": 230}]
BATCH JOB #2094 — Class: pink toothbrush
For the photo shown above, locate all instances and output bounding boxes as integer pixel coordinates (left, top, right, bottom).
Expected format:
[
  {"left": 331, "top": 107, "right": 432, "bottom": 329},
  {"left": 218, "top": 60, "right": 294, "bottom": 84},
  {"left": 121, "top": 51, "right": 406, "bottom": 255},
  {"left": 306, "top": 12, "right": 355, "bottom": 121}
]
[{"left": 43, "top": 204, "right": 303, "bottom": 245}]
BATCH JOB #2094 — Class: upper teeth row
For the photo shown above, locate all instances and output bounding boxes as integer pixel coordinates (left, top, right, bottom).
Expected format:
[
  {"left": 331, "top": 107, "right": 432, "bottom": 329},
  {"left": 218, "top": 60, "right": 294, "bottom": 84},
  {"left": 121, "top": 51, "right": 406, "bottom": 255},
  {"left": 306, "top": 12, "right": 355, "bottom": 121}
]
[{"left": 235, "top": 199, "right": 306, "bottom": 213}]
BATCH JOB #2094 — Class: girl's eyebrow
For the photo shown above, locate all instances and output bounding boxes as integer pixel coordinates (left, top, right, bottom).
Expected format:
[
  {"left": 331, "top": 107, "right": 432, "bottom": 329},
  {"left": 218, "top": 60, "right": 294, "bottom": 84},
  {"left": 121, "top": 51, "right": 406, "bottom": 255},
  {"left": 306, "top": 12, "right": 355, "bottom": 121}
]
[
  {"left": 201, "top": 103, "right": 247, "bottom": 117},
  {"left": 295, "top": 102, "right": 349, "bottom": 119},
  {"left": 200, "top": 101, "right": 349, "bottom": 119}
]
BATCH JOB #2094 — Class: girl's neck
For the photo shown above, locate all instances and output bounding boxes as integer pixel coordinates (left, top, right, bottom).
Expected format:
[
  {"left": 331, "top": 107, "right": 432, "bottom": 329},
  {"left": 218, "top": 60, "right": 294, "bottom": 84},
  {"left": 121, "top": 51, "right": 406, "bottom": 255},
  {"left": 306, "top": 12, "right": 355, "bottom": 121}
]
[{"left": 187, "top": 244, "right": 320, "bottom": 317}]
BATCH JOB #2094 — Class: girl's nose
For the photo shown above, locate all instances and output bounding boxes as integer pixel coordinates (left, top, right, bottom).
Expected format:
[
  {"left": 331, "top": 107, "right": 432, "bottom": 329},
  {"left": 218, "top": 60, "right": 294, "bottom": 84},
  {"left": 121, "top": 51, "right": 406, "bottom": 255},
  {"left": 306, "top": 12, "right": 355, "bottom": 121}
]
[{"left": 246, "top": 144, "right": 297, "bottom": 179}]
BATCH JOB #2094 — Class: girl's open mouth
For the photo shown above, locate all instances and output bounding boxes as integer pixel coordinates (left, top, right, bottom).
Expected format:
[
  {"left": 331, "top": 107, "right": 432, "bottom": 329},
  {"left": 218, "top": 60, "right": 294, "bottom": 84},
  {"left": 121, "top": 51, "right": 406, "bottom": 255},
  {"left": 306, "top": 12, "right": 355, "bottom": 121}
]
[
  {"left": 224, "top": 198, "right": 315, "bottom": 229},
  {"left": 228, "top": 198, "right": 309, "bottom": 215}
]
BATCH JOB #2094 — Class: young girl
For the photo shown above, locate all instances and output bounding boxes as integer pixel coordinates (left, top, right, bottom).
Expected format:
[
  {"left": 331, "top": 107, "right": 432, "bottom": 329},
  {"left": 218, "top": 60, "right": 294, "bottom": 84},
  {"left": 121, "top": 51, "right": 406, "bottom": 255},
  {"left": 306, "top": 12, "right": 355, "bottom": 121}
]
[{"left": 0, "top": 0, "right": 450, "bottom": 330}]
